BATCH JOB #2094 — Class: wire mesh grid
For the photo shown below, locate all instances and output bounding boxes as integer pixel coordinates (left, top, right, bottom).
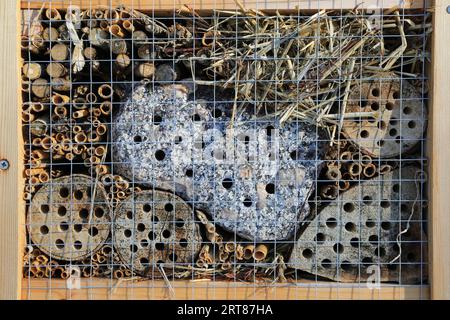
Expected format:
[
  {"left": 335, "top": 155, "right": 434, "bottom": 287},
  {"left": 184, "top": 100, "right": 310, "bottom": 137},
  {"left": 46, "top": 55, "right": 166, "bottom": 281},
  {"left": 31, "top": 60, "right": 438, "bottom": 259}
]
[{"left": 20, "top": 0, "right": 431, "bottom": 299}]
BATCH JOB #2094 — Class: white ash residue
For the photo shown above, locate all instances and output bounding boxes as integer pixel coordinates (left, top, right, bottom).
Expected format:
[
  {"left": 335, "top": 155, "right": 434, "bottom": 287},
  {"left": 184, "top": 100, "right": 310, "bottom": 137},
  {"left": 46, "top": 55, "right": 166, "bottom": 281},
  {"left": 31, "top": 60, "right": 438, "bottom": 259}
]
[{"left": 112, "top": 84, "right": 326, "bottom": 240}]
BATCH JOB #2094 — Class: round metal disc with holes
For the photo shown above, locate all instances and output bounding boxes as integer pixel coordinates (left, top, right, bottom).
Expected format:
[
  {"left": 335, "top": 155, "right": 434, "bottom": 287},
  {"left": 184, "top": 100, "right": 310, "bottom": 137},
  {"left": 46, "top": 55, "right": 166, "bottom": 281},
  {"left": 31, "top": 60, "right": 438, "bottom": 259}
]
[
  {"left": 343, "top": 73, "right": 426, "bottom": 158},
  {"left": 113, "top": 190, "right": 201, "bottom": 276},
  {"left": 27, "top": 175, "right": 111, "bottom": 261}
]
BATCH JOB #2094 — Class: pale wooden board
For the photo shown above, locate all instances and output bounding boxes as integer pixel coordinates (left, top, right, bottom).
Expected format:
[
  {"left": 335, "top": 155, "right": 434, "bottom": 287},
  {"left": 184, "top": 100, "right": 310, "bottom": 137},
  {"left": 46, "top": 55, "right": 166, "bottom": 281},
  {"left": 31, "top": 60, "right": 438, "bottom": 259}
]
[
  {"left": 429, "top": 0, "right": 450, "bottom": 300},
  {"left": 0, "top": 0, "right": 24, "bottom": 300},
  {"left": 20, "top": 0, "right": 426, "bottom": 10},
  {"left": 22, "top": 278, "right": 429, "bottom": 300}
]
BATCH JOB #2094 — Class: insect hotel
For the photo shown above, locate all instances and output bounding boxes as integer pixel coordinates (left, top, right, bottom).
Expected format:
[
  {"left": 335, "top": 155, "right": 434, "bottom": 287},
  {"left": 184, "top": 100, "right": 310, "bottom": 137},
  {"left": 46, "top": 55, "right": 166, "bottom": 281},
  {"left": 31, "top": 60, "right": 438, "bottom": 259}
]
[{"left": 0, "top": 0, "right": 449, "bottom": 300}]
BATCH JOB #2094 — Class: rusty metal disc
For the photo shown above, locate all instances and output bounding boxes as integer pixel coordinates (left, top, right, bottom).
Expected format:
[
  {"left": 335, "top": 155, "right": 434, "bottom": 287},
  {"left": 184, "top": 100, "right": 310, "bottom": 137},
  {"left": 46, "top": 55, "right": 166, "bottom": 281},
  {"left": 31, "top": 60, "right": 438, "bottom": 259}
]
[
  {"left": 27, "top": 175, "right": 111, "bottom": 261},
  {"left": 113, "top": 190, "right": 202, "bottom": 276}
]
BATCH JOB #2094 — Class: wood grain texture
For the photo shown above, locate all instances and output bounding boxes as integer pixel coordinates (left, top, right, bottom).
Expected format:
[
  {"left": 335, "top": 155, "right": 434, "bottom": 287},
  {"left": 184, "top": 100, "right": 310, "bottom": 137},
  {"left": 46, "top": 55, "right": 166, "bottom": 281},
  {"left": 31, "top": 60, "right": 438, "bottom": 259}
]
[
  {"left": 20, "top": 0, "right": 426, "bottom": 10},
  {"left": 22, "top": 278, "right": 429, "bottom": 300},
  {"left": 430, "top": 0, "right": 450, "bottom": 300},
  {"left": 0, "top": 0, "right": 24, "bottom": 300}
]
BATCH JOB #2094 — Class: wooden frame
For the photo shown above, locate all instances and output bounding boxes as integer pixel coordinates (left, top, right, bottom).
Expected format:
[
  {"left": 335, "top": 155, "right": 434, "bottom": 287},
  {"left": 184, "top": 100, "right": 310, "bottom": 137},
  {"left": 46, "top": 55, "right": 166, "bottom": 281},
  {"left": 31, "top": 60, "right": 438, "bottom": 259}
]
[{"left": 1, "top": 0, "right": 449, "bottom": 300}]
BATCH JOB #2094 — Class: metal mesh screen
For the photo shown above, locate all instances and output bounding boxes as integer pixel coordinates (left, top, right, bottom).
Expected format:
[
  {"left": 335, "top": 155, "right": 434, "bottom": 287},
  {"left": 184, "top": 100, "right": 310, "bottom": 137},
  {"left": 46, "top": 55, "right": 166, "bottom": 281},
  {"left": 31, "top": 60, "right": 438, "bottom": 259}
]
[{"left": 20, "top": 0, "right": 430, "bottom": 299}]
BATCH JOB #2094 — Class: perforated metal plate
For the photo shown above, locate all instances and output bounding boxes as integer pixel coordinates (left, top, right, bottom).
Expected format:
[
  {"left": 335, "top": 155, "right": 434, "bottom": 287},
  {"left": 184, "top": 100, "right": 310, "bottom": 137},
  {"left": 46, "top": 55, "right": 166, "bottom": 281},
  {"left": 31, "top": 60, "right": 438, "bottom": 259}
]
[
  {"left": 288, "top": 166, "right": 427, "bottom": 283},
  {"left": 27, "top": 175, "right": 111, "bottom": 261},
  {"left": 343, "top": 73, "right": 426, "bottom": 158},
  {"left": 113, "top": 190, "right": 201, "bottom": 276}
]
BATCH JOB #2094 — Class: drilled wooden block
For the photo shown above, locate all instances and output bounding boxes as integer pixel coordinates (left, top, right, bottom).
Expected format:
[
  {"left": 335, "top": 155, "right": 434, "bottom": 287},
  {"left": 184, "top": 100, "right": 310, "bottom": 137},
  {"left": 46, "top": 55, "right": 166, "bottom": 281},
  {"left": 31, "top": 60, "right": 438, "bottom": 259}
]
[
  {"left": 288, "top": 166, "right": 427, "bottom": 283},
  {"left": 27, "top": 175, "right": 111, "bottom": 261},
  {"left": 343, "top": 73, "right": 426, "bottom": 158},
  {"left": 114, "top": 190, "right": 202, "bottom": 276}
]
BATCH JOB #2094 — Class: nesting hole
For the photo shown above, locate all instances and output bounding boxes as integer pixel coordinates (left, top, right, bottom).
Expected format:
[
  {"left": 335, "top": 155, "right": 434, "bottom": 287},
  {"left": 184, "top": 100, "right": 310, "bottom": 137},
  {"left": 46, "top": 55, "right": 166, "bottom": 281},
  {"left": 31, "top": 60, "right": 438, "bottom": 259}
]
[
  {"left": 162, "top": 229, "right": 171, "bottom": 238},
  {"left": 94, "top": 207, "right": 104, "bottom": 218},
  {"left": 371, "top": 88, "right": 380, "bottom": 97},
  {"left": 175, "top": 219, "right": 184, "bottom": 228},
  {"left": 314, "top": 233, "right": 325, "bottom": 244},
  {"left": 155, "top": 243, "right": 164, "bottom": 250},
  {"left": 130, "top": 244, "right": 138, "bottom": 253},
  {"left": 79, "top": 208, "right": 89, "bottom": 219},
  {"left": 345, "top": 222, "right": 356, "bottom": 232},
  {"left": 365, "top": 219, "right": 376, "bottom": 228},
  {"left": 59, "top": 221, "right": 69, "bottom": 231},
  {"left": 40, "top": 204, "right": 50, "bottom": 214},
  {"left": 369, "top": 234, "right": 379, "bottom": 245},
  {"left": 89, "top": 226, "right": 98, "bottom": 237},
  {"left": 360, "top": 130, "right": 369, "bottom": 138},
  {"left": 302, "top": 249, "right": 313, "bottom": 259},
  {"left": 370, "top": 102, "right": 380, "bottom": 111},
  {"left": 140, "top": 239, "right": 149, "bottom": 248},
  {"left": 185, "top": 169, "right": 193, "bottom": 177},
  {"left": 326, "top": 217, "right": 337, "bottom": 228},
  {"left": 155, "top": 150, "right": 166, "bottom": 161},
  {"left": 143, "top": 204, "right": 151, "bottom": 212},
  {"left": 73, "top": 224, "right": 82, "bottom": 233},
  {"left": 74, "top": 241, "right": 82, "bottom": 250},
  {"left": 59, "top": 187, "right": 69, "bottom": 198},
  {"left": 192, "top": 113, "right": 201, "bottom": 122},
  {"left": 137, "top": 223, "right": 146, "bottom": 232},
  {"left": 222, "top": 178, "right": 233, "bottom": 189},
  {"left": 124, "top": 229, "right": 132, "bottom": 238},
  {"left": 164, "top": 203, "right": 174, "bottom": 212},
  {"left": 213, "top": 108, "right": 222, "bottom": 118},
  {"left": 74, "top": 190, "right": 84, "bottom": 200},
  {"left": 333, "top": 243, "right": 344, "bottom": 254},
  {"left": 321, "top": 259, "right": 332, "bottom": 269},
  {"left": 243, "top": 198, "right": 253, "bottom": 207},
  {"left": 343, "top": 202, "right": 355, "bottom": 212},
  {"left": 148, "top": 231, "right": 156, "bottom": 240},
  {"left": 55, "top": 239, "right": 65, "bottom": 249},
  {"left": 381, "top": 221, "right": 392, "bottom": 230},
  {"left": 403, "top": 107, "right": 412, "bottom": 115},
  {"left": 350, "top": 237, "right": 359, "bottom": 248},
  {"left": 389, "top": 128, "right": 397, "bottom": 136},
  {"left": 386, "top": 102, "right": 395, "bottom": 110},
  {"left": 363, "top": 195, "right": 373, "bottom": 205},
  {"left": 380, "top": 200, "right": 390, "bottom": 208},
  {"left": 134, "top": 135, "right": 142, "bottom": 143},
  {"left": 153, "top": 114, "right": 162, "bottom": 125},
  {"left": 58, "top": 206, "right": 67, "bottom": 216},
  {"left": 170, "top": 241, "right": 185, "bottom": 254},
  {"left": 40, "top": 225, "right": 49, "bottom": 235},
  {"left": 265, "top": 183, "right": 275, "bottom": 194}
]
